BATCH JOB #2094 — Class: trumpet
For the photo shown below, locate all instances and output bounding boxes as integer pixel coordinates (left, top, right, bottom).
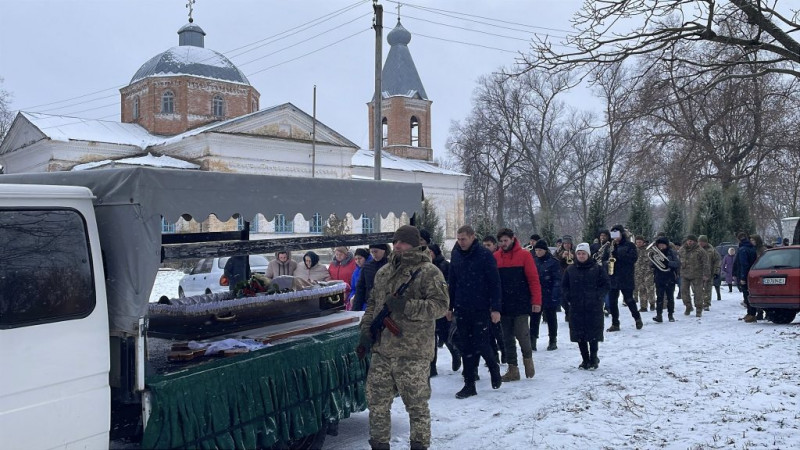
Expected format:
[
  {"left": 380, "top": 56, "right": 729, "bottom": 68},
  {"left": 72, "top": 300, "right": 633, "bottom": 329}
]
[
  {"left": 646, "top": 241, "right": 670, "bottom": 272},
  {"left": 566, "top": 251, "right": 574, "bottom": 265}
]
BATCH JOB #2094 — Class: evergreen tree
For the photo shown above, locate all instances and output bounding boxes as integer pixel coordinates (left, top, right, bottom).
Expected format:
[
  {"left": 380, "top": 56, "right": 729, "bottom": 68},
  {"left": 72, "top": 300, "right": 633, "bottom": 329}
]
[
  {"left": 323, "top": 214, "right": 350, "bottom": 236},
  {"left": 473, "top": 215, "right": 495, "bottom": 241},
  {"left": 418, "top": 198, "right": 446, "bottom": 245},
  {"left": 663, "top": 199, "right": 685, "bottom": 245},
  {"left": 582, "top": 193, "right": 606, "bottom": 243},
  {"left": 540, "top": 212, "right": 557, "bottom": 247},
  {"left": 725, "top": 185, "right": 755, "bottom": 241},
  {"left": 691, "top": 185, "right": 727, "bottom": 245},
  {"left": 627, "top": 184, "right": 654, "bottom": 239}
]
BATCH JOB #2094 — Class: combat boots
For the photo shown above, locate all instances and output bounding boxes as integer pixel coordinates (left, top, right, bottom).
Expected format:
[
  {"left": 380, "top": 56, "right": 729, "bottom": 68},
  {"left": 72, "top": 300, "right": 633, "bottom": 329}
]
[
  {"left": 369, "top": 439, "right": 390, "bottom": 450},
  {"left": 606, "top": 324, "right": 620, "bottom": 332},
  {"left": 410, "top": 441, "right": 427, "bottom": 450},
  {"left": 546, "top": 337, "right": 557, "bottom": 351},
  {"left": 635, "top": 319, "right": 644, "bottom": 329},
  {"left": 696, "top": 309, "right": 702, "bottom": 318},
  {"left": 684, "top": 304, "right": 693, "bottom": 315},
  {"left": 501, "top": 364, "right": 520, "bottom": 382},
  {"left": 653, "top": 313, "right": 663, "bottom": 323},
  {"left": 668, "top": 313, "right": 675, "bottom": 322},
  {"left": 523, "top": 358, "right": 535, "bottom": 378},
  {"left": 455, "top": 382, "right": 477, "bottom": 399}
]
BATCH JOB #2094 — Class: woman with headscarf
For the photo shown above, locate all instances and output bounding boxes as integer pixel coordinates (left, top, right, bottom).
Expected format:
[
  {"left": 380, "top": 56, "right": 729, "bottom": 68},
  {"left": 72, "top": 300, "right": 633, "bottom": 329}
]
[
  {"left": 721, "top": 247, "right": 737, "bottom": 293},
  {"left": 293, "top": 251, "right": 331, "bottom": 282}
]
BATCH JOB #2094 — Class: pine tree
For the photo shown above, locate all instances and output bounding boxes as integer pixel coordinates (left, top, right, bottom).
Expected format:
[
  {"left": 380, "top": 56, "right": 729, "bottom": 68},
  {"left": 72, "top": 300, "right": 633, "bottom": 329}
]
[
  {"left": 418, "top": 198, "right": 446, "bottom": 245},
  {"left": 323, "top": 214, "right": 350, "bottom": 236},
  {"left": 691, "top": 185, "right": 727, "bottom": 245},
  {"left": 540, "top": 212, "right": 557, "bottom": 247},
  {"left": 725, "top": 185, "right": 755, "bottom": 241},
  {"left": 582, "top": 193, "right": 606, "bottom": 243},
  {"left": 663, "top": 199, "right": 685, "bottom": 246},
  {"left": 627, "top": 184, "right": 654, "bottom": 239}
]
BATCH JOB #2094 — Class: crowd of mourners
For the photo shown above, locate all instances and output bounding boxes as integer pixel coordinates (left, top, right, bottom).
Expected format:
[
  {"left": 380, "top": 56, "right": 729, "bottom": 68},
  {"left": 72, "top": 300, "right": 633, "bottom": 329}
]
[{"left": 346, "top": 223, "right": 784, "bottom": 450}]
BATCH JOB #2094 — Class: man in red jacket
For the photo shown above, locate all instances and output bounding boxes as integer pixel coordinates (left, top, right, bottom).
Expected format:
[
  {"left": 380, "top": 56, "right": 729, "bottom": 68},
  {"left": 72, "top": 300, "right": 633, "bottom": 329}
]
[{"left": 494, "top": 228, "right": 542, "bottom": 381}]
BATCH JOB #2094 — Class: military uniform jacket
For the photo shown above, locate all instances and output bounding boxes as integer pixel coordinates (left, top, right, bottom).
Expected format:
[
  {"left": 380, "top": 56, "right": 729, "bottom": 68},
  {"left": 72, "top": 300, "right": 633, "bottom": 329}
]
[
  {"left": 359, "top": 247, "right": 449, "bottom": 360},
  {"left": 635, "top": 246, "right": 654, "bottom": 284},
  {"left": 702, "top": 244, "right": 721, "bottom": 277},
  {"left": 679, "top": 243, "right": 710, "bottom": 280}
]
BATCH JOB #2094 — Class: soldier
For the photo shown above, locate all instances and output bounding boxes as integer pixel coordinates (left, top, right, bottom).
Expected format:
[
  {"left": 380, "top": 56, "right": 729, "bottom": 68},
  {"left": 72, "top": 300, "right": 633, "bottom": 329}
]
[
  {"left": 678, "top": 234, "right": 710, "bottom": 317},
  {"left": 356, "top": 225, "right": 449, "bottom": 450},
  {"left": 634, "top": 236, "right": 656, "bottom": 312},
  {"left": 698, "top": 235, "right": 721, "bottom": 311}
]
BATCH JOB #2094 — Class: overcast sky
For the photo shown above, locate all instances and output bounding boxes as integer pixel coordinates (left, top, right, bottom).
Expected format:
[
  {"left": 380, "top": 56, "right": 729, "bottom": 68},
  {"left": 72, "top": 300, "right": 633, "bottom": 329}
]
[{"left": 0, "top": 0, "right": 587, "bottom": 162}]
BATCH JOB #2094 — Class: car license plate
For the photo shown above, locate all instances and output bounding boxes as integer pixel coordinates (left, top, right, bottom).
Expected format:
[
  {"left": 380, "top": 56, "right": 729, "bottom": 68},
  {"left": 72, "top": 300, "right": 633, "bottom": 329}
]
[{"left": 762, "top": 277, "right": 785, "bottom": 285}]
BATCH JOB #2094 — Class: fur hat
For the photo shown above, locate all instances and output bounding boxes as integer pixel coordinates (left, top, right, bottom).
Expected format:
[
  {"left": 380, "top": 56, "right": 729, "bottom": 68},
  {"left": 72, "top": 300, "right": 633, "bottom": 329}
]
[
  {"left": 698, "top": 235, "right": 708, "bottom": 243},
  {"left": 686, "top": 234, "right": 698, "bottom": 242},
  {"left": 393, "top": 225, "right": 422, "bottom": 246},
  {"left": 576, "top": 243, "right": 591, "bottom": 254},
  {"left": 561, "top": 235, "right": 573, "bottom": 244},
  {"left": 354, "top": 248, "right": 370, "bottom": 259},
  {"left": 655, "top": 237, "right": 670, "bottom": 247},
  {"left": 534, "top": 239, "right": 549, "bottom": 250},
  {"left": 369, "top": 243, "right": 390, "bottom": 252}
]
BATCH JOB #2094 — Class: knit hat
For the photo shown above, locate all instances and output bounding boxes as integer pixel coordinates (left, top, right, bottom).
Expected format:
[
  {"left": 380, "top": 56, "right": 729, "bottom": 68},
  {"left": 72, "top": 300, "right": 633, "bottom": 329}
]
[
  {"left": 354, "top": 248, "right": 370, "bottom": 259},
  {"left": 369, "top": 243, "right": 390, "bottom": 252},
  {"left": 534, "top": 239, "right": 549, "bottom": 251},
  {"left": 393, "top": 225, "right": 422, "bottom": 246},
  {"left": 686, "top": 234, "right": 698, "bottom": 242},
  {"left": 698, "top": 235, "right": 708, "bottom": 243},
  {"left": 576, "top": 243, "right": 591, "bottom": 254}
]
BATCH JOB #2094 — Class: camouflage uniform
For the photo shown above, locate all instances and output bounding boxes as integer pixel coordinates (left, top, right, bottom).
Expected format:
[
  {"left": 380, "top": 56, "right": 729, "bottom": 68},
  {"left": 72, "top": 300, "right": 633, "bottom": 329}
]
[
  {"left": 634, "top": 245, "right": 655, "bottom": 310},
  {"left": 359, "top": 247, "right": 449, "bottom": 448},
  {"left": 678, "top": 242, "right": 710, "bottom": 315},
  {"left": 701, "top": 242, "right": 721, "bottom": 308}
]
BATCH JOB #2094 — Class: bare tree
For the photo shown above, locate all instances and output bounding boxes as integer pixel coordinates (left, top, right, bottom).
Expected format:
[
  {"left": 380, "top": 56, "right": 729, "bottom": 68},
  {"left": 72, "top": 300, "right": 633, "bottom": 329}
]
[
  {"left": 522, "top": 0, "right": 800, "bottom": 89},
  {"left": 0, "top": 77, "right": 14, "bottom": 141}
]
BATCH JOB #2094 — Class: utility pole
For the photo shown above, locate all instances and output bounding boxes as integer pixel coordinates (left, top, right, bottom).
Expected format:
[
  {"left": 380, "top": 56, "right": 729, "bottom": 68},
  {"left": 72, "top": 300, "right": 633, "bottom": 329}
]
[
  {"left": 311, "top": 85, "right": 317, "bottom": 178},
  {"left": 373, "top": 0, "right": 382, "bottom": 181}
]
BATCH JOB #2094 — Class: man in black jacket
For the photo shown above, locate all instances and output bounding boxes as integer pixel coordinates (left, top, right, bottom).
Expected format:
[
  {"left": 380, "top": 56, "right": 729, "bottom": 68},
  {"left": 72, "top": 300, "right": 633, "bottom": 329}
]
[
  {"left": 651, "top": 237, "right": 681, "bottom": 323},
  {"left": 448, "top": 225, "right": 503, "bottom": 398},
  {"left": 429, "top": 243, "right": 460, "bottom": 377},
  {"left": 603, "top": 225, "right": 643, "bottom": 331}
]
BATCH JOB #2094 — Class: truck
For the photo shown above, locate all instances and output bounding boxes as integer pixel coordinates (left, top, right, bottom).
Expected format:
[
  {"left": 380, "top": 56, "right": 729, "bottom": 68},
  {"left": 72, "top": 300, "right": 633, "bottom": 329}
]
[{"left": 0, "top": 167, "right": 422, "bottom": 449}]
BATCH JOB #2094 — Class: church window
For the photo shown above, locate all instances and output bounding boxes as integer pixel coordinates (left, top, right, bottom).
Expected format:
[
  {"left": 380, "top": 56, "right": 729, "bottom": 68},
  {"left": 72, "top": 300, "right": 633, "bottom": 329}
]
[
  {"left": 251, "top": 100, "right": 257, "bottom": 112},
  {"left": 133, "top": 96, "right": 139, "bottom": 120},
  {"left": 310, "top": 213, "right": 323, "bottom": 234},
  {"left": 161, "top": 217, "right": 176, "bottom": 234},
  {"left": 410, "top": 116, "right": 419, "bottom": 147},
  {"left": 212, "top": 95, "right": 225, "bottom": 117},
  {"left": 274, "top": 214, "right": 294, "bottom": 234},
  {"left": 381, "top": 117, "right": 388, "bottom": 147},
  {"left": 361, "top": 214, "right": 374, "bottom": 234},
  {"left": 161, "top": 90, "right": 174, "bottom": 114}
]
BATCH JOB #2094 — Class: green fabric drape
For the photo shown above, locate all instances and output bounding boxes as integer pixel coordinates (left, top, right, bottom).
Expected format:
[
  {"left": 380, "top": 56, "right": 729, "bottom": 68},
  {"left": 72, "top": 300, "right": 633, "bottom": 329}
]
[{"left": 141, "top": 326, "right": 367, "bottom": 449}]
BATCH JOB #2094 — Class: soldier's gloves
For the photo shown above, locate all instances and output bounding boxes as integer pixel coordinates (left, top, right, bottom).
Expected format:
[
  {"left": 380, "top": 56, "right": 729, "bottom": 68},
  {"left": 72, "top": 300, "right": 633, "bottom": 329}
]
[
  {"left": 356, "top": 331, "right": 372, "bottom": 360},
  {"left": 386, "top": 296, "right": 407, "bottom": 314}
]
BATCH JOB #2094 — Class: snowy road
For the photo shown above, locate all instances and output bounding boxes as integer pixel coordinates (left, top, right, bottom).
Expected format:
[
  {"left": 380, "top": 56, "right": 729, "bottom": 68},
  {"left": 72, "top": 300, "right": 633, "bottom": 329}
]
[{"left": 148, "top": 272, "right": 798, "bottom": 449}]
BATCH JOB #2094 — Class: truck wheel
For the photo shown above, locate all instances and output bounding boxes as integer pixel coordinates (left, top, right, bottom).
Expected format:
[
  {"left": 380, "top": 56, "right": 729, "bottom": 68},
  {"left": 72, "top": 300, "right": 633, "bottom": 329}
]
[
  {"left": 178, "top": 287, "right": 185, "bottom": 298},
  {"left": 768, "top": 309, "right": 797, "bottom": 324}
]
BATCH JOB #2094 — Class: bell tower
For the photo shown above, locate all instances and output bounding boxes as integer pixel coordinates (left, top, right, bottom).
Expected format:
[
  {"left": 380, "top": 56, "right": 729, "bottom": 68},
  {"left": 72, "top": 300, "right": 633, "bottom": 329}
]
[{"left": 367, "top": 18, "right": 433, "bottom": 161}]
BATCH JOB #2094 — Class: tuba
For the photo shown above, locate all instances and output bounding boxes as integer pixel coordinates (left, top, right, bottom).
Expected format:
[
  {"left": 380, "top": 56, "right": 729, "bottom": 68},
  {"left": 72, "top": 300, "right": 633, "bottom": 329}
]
[{"left": 646, "top": 241, "right": 670, "bottom": 272}]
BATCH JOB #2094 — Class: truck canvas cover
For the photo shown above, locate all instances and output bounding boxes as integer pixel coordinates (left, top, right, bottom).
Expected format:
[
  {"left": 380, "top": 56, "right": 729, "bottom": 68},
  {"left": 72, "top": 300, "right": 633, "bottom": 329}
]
[{"left": 0, "top": 167, "right": 422, "bottom": 335}]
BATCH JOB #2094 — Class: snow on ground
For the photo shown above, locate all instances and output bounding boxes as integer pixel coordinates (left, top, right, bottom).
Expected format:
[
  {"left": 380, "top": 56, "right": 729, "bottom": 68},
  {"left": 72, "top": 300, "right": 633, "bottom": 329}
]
[
  {"left": 148, "top": 272, "right": 799, "bottom": 449},
  {"left": 148, "top": 269, "right": 186, "bottom": 302}
]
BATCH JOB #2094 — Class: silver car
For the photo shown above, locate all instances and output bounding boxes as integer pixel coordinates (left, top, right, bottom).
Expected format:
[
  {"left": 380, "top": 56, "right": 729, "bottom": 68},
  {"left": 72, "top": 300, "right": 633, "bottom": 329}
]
[{"left": 178, "top": 255, "right": 269, "bottom": 297}]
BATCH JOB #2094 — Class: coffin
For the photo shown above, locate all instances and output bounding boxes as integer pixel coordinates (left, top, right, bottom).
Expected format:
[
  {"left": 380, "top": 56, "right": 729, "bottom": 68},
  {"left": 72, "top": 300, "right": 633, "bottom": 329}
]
[{"left": 147, "top": 280, "right": 347, "bottom": 339}]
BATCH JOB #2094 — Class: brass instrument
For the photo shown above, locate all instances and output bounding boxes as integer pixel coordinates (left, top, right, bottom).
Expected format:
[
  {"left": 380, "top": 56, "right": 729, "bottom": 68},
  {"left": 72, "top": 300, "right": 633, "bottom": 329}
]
[
  {"left": 593, "top": 241, "right": 610, "bottom": 264},
  {"left": 646, "top": 240, "right": 670, "bottom": 272},
  {"left": 566, "top": 252, "right": 574, "bottom": 265},
  {"left": 607, "top": 241, "right": 617, "bottom": 275}
]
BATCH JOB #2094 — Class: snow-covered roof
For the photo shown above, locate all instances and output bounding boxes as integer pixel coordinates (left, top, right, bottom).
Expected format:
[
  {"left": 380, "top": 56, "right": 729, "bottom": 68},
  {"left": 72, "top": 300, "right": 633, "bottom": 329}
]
[
  {"left": 352, "top": 149, "right": 466, "bottom": 176},
  {"left": 71, "top": 153, "right": 200, "bottom": 171},
  {"left": 130, "top": 46, "right": 249, "bottom": 85},
  {"left": 21, "top": 112, "right": 161, "bottom": 149}
]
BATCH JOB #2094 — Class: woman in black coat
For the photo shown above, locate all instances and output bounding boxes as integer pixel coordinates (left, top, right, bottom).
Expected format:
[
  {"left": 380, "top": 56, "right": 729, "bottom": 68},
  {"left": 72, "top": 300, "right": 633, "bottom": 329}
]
[{"left": 561, "top": 243, "right": 610, "bottom": 370}]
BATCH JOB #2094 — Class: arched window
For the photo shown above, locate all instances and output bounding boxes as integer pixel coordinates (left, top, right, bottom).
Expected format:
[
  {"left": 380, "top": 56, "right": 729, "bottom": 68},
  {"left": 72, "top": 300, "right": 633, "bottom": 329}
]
[
  {"left": 410, "top": 116, "right": 419, "bottom": 147},
  {"left": 161, "top": 90, "right": 174, "bottom": 114},
  {"left": 212, "top": 95, "right": 225, "bottom": 117},
  {"left": 381, "top": 117, "right": 388, "bottom": 147},
  {"left": 251, "top": 100, "right": 257, "bottom": 113},
  {"left": 133, "top": 96, "right": 139, "bottom": 120}
]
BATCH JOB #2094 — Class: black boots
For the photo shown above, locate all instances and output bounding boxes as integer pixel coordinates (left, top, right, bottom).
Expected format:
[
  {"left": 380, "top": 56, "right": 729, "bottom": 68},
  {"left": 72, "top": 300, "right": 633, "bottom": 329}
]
[
  {"left": 547, "top": 337, "right": 557, "bottom": 351},
  {"left": 653, "top": 313, "right": 663, "bottom": 323},
  {"left": 578, "top": 342, "right": 590, "bottom": 369},
  {"left": 455, "top": 382, "right": 477, "bottom": 399},
  {"left": 668, "top": 313, "right": 675, "bottom": 322},
  {"left": 607, "top": 324, "right": 620, "bottom": 332},
  {"left": 489, "top": 365, "right": 502, "bottom": 389}
]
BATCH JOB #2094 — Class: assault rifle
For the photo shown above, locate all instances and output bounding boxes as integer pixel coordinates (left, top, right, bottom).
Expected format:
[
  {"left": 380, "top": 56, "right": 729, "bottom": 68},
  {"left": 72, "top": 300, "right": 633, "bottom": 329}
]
[{"left": 369, "top": 268, "right": 422, "bottom": 342}]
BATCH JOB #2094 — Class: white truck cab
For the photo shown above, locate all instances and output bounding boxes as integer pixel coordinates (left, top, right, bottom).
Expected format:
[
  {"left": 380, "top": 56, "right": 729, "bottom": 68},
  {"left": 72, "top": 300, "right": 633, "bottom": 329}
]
[{"left": 0, "top": 184, "right": 110, "bottom": 449}]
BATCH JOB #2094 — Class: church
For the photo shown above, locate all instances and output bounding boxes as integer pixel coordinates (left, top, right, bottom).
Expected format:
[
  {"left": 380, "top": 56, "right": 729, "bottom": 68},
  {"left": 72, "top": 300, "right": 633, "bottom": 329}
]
[{"left": 0, "top": 16, "right": 466, "bottom": 241}]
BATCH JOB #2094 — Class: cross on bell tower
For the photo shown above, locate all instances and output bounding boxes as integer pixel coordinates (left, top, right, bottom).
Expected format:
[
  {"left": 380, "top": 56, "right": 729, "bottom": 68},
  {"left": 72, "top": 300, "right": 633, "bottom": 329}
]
[{"left": 186, "top": 0, "right": 196, "bottom": 23}]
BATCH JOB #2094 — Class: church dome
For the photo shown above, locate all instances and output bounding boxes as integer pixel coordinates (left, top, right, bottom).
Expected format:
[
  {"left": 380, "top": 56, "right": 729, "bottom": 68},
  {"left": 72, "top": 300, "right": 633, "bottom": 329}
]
[
  {"left": 129, "top": 23, "right": 249, "bottom": 85},
  {"left": 387, "top": 20, "right": 411, "bottom": 46}
]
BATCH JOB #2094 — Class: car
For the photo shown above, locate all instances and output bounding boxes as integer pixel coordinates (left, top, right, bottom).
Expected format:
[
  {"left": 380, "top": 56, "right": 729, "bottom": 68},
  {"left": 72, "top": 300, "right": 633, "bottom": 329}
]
[
  {"left": 747, "top": 245, "right": 800, "bottom": 324},
  {"left": 178, "top": 255, "right": 269, "bottom": 297}
]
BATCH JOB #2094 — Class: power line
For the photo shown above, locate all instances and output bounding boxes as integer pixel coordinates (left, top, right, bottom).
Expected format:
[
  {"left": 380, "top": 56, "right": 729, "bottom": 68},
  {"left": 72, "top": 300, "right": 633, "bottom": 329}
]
[
  {"left": 386, "top": 0, "right": 574, "bottom": 35},
  {"left": 412, "top": 32, "right": 519, "bottom": 54},
  {"left": 402, "top": 13, "right": 553, "bottom": 43}
]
